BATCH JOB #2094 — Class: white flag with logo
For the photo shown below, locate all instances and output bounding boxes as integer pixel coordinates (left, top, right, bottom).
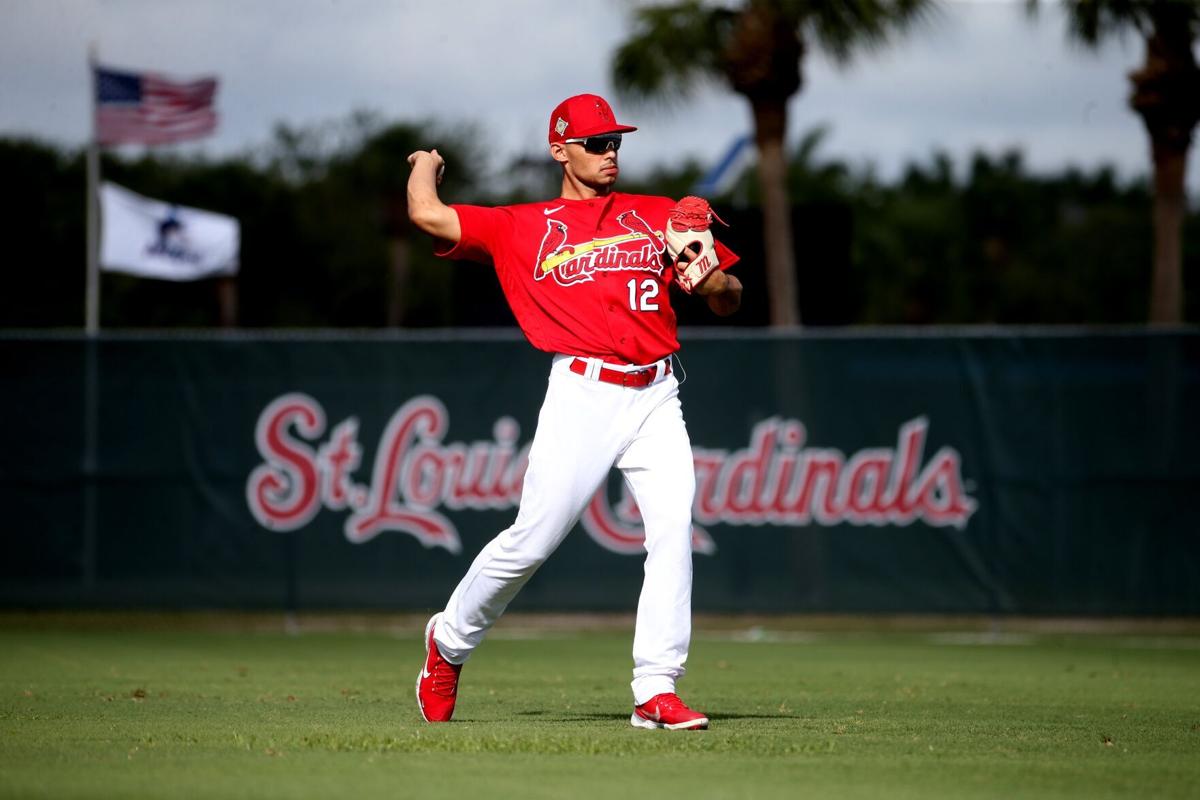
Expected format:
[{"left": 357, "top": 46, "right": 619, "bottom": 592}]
[{"left": 99, "top": 182, "right": 239, "bottom": 280}]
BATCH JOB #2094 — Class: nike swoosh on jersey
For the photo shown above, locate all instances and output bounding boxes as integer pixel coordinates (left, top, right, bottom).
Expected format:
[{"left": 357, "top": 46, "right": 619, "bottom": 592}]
[{"left": 543, "top": 205, "right": 565, "bottom": 215}]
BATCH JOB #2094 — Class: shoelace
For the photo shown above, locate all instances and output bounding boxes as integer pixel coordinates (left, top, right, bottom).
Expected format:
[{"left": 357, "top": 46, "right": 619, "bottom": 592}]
[
  {"left": 428, "top": 656, "right": 460, "bottom": 697},
  {"left": 651, "top": 693, "right": 691, "bottom": 713},
  {"left": 668, "top": 196, "right": 727, "bottom": 231},
  {"left": 643, "top": 695, "right": 700, "bottom": 719}
]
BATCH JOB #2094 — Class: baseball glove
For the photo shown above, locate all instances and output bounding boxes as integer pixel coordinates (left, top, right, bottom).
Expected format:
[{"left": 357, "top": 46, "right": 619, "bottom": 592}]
[{"left": 665, "top": 196, "right": 727, "bottom": 293}]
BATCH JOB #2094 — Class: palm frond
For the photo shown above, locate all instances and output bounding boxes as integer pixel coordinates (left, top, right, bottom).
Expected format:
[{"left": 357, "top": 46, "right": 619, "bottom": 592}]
[
  {"left": 791, "top": 0, "right": 937, "bottom": 62},
  {"left": 610, "top": 1, "right": 730, "bottom": 105},
  {"left": 1054, "top": 0, "right": 1200, "bottom": 43}
]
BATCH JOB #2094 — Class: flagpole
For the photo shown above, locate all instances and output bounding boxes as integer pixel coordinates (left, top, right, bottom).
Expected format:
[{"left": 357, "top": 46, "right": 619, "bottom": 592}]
[
  {"left": 85, "top": 146, "right": 100, "bottom": 333},
  {"left": 86, "top": 44, "right": 101, "bottom": 335},
  {"left": 83, "top": 44, "right": 100, "bottom": 595}
]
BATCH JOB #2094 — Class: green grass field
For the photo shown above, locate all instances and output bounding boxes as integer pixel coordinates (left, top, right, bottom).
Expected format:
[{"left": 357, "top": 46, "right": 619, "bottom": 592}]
[{"left": 1, "top": 614, "right": 1198, "bottom": 799}]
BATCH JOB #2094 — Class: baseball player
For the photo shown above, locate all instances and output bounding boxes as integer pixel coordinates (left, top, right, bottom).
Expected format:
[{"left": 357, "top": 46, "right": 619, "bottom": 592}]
[{"left": 407, "top": 93, "right": 743, "bottom": 731}]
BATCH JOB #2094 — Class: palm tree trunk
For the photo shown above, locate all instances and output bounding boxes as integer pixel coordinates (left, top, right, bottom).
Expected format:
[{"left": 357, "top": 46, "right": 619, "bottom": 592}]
[
  {"left": 1148, "top": 141, "right": 1188, "bottom": 324},
  {"left": 1129, "top": 21, "right": 1199, "bottom": 325},
  {"left": 751, "top": 99, "right": 801, "bottom": 328},
  {"left": 388, "top": 236, "right": 411, "bottom": 327},
  {"left": 216, "top": 276, "right": 238, "bottom": 328}
]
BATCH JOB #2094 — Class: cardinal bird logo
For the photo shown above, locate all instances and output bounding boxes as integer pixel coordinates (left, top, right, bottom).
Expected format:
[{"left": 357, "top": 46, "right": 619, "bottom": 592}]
[{"left": 535, "top": 219, "right": 571, "bottom": 273}]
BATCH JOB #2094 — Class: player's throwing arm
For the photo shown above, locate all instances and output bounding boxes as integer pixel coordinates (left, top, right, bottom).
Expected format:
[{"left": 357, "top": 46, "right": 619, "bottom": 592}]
[{"left": 406, "top": 149, "right": 459, "bottom": 244}]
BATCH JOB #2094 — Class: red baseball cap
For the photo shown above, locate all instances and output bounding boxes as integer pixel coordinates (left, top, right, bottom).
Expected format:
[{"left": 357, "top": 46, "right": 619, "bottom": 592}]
[{"left": 548, "top": 94, "right": 637, "bottom": 144}]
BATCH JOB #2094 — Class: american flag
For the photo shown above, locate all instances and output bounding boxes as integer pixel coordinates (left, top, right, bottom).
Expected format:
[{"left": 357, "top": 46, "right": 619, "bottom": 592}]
[{"left": 94, "top": 66, "right": 218, "bottom": 146}]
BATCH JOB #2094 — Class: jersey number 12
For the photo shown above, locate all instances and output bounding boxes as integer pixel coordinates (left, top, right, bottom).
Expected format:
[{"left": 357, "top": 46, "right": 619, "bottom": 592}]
[{"left": 627, "top": 278, "right": 660, "bottom": 312}]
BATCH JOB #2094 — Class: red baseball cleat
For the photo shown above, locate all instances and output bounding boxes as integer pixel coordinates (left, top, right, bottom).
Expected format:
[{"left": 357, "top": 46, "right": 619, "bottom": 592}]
[
  {"left": 416, "top": 614, "right": 462, "bottom": 722},
  {"left": 630, "top": 692, "right": 709, "bottom": 730}
]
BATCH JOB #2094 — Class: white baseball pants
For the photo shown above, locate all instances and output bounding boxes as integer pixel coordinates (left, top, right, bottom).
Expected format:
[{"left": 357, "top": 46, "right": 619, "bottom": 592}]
[{"left": 433, "top": 353, "right": 696, "bottom": 704}]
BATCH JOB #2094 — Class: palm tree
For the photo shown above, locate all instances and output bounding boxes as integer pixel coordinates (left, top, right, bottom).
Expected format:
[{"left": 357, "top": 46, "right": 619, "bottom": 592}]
[
  {"left": 1033, "top": 0, "right": 1200, "bottom": 324},
  {"left": 612, "top": 0, "right": 931, "bottom": 327}
]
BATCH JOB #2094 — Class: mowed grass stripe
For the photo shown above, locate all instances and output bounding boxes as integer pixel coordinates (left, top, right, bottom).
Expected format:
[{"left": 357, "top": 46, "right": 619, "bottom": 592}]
[{"left": 1, "top": 625, "right": 1198, "bottom": 799}]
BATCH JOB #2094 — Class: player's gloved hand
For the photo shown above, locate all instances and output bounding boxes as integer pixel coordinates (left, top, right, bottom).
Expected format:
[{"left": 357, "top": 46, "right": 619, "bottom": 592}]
[{"left": 666, "top": 196, "right": 727, "bottom": 294}]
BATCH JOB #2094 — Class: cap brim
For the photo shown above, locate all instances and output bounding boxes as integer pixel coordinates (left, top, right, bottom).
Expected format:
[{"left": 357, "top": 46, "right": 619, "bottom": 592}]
[{"left": 576, "top": 123, "right": 638, "bottom": 137}]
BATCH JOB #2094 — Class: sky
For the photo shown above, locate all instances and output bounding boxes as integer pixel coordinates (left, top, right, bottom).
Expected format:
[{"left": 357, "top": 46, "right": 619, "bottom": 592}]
[{"left": 2, "top": 0, "right": 1196, "bottom": 195}]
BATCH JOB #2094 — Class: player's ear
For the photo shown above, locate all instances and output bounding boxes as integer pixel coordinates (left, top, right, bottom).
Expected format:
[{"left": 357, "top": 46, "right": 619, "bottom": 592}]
[{"left": 549, "top": 142, "right": 569, "bottom": 164}]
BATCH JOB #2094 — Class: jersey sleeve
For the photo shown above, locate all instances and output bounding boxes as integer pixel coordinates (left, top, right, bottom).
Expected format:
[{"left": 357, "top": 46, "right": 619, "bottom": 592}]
[
  {"left": 432, "top": 204, "right": 510, "bottom": 265},
  {"left": 714, "top": 239, "right": 740, "bottom": 271}
]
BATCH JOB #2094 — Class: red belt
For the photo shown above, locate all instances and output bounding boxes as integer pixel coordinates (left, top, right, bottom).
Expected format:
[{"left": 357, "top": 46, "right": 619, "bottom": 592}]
[{"left": 569, "top": 358, "right": 671, "bottom": 388}]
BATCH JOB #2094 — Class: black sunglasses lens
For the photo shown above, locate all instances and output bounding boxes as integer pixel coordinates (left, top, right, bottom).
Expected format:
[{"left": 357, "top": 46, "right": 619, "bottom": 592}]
[{"left": 583, "top": 135, "right": 621, "bottom": 154}]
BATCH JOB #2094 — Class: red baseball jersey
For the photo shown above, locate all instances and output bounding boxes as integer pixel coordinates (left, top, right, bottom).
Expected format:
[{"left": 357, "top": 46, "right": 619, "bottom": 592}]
[{"left": 436, "top": 192, "right": 739, "bottom": 365}]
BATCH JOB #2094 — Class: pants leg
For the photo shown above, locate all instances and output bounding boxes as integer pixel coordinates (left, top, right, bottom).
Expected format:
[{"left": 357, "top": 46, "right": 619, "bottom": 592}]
[
  {"left": 434, "top": 364, "right": 630, "bottom": 663},
  {"left": 615, "top": 381, "right": 697, "bottom": 704}
]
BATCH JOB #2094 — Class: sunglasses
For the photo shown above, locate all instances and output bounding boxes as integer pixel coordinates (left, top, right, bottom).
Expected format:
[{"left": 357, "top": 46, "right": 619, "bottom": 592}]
[{"left": 564, "top": 134, "right": 622, "bottom": 154}]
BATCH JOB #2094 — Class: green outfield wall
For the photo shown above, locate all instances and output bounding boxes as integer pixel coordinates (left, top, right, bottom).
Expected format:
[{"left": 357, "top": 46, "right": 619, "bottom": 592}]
[{"left": 2, "top": 329, "right": 1197, "bottom": 615}]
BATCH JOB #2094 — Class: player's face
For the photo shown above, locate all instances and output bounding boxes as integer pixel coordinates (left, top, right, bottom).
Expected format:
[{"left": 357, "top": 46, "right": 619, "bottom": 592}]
[{"left": 561, "top": 137, "right": 620, "bottom": 187}]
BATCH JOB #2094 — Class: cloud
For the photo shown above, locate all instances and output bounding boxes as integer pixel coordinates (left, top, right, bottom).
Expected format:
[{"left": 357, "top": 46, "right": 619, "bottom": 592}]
[{"left": 0, "top": 0, "right": 1192, "bottom": 193}]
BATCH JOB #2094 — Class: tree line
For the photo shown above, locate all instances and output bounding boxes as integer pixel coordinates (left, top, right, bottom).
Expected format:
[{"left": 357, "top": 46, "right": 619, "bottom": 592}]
[
  {"left": 612, "top": 0, "right": 1200, "bottom": 326},
  {"left": 2, "top": 117, "right": 1194, "bottom": 329}
]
